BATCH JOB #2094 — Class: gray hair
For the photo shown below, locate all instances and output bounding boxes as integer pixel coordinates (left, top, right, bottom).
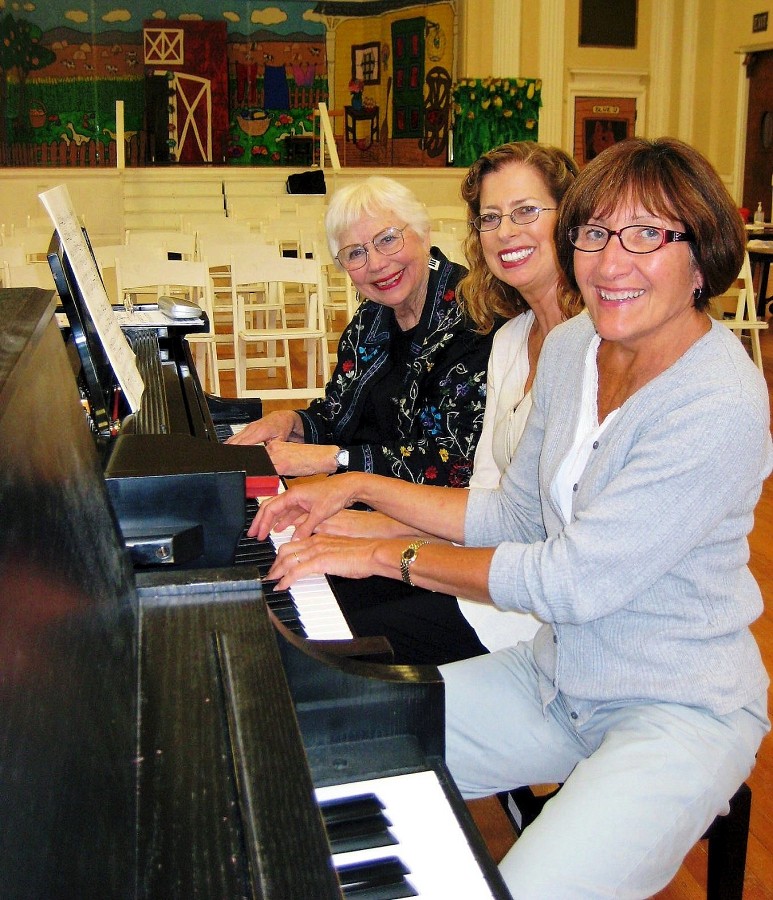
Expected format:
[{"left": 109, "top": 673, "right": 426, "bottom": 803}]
[{"left": 325, "top": 176, "right": 431, "bottom": 258}]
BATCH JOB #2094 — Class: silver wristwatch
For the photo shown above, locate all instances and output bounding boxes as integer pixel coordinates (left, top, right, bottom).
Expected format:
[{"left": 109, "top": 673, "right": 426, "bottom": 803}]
[
  {"left": 400, "top": 540, "right": 430, "bottom": 586},
  {"left": 334, "top": 447, "right": 350, "bottom": 473}
]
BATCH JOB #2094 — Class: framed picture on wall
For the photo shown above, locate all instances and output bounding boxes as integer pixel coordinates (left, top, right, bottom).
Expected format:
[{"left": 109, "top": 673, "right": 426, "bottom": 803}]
[
  {"left": 573, "top": 96, "right": 637, "bottom": 166},
  {"left": 579, "top": 0, "right": 637, "bottom": 48},
  {"left": 352, "top": 42, "right": 380, "bottom": 86}
]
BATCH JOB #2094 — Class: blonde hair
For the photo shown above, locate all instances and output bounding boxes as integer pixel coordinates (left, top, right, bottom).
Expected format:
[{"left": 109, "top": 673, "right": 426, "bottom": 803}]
[
  {"left": 325, "top": 176, "right": 431, "bottom": 260},
  {"left": 458, "top": 142, "right": 582, "bottom": 333}
]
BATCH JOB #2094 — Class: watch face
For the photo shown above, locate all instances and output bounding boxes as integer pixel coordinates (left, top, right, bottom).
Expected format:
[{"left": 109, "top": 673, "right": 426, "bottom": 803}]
[{"left": 403, "top": 547, "right": 417, "bottom": 562}]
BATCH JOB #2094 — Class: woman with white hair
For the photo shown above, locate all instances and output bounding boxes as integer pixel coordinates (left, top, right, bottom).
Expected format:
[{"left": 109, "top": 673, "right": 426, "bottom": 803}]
[{"left": 230, "top": 176, "right": 497, "bottom": 488}]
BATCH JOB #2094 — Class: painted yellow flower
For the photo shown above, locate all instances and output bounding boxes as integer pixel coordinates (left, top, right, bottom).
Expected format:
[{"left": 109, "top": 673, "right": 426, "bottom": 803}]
[
  {"left": 400, "top": 446, "right": 412, "bottom": 458},
  {"left": 439, "top": 448, "right": 449, "bottom": 462}
]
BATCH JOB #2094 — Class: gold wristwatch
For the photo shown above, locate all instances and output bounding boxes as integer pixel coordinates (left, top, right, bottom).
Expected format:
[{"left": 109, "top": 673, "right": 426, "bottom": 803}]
[{"left": 400, "top": 540, "right": 430, "bottom": 586}]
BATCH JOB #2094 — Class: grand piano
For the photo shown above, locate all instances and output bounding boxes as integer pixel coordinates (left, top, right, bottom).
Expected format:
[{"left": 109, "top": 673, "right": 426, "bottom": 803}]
[{"left": 0, "top": 287, "right": 511, "bottom": 899}]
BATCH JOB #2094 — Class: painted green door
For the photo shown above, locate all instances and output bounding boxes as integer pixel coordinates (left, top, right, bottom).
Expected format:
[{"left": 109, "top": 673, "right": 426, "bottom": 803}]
[{"left": 391, "top": 17, "right": 424, "bottom": 140}]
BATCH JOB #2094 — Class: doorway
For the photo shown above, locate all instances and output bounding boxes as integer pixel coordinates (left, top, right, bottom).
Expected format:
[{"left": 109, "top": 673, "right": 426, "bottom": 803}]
[{"left": 743, "top": 50, "right": 773, "bottom": 219}]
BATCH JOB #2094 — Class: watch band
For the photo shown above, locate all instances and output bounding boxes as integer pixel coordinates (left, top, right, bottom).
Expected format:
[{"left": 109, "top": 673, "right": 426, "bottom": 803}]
[{"left": 400, "top": 539, "right": 430, "bottom": 586}]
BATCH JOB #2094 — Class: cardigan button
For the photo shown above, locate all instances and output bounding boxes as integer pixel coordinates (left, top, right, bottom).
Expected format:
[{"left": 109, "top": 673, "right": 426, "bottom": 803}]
[
  {"left": 592, "top": 440, "right": 599, "bottom": 450},
  {"left": 572, "top": 483, "right": 578, "bottom": 492}
]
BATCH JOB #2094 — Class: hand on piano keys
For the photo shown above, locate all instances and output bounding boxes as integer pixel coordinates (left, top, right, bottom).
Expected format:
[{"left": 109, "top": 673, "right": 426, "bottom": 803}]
[
  {"left": 236, "top": 496, "right": 354, "bottom": 641},
  {"left": 316, "top": 771, "right": 499, "bottom": 899}
]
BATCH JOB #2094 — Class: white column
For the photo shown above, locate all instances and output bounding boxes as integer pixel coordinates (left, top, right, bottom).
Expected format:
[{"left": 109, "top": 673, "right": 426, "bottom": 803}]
[
  {"left": 678, "top": 0, "right": 699, "bottom": 142},
  {"left": 538, "top": 0, "right": 565, "bottom": 148},
  {"left": 648, "top": 0, "right": 675, "bottom": 138},
  {"left": 492, "top": 0, "right": 521, "bottom": 78}
]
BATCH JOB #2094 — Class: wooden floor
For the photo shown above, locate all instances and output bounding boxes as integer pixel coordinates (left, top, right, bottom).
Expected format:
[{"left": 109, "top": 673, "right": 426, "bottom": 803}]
[{"left": 217, "top": 315, "right": 773, "bottom": 898}]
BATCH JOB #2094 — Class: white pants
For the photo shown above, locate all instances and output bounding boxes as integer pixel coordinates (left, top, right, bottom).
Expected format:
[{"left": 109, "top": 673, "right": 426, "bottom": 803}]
[{"left": 441, "top": 642, "right": 769, "bottom": 899}]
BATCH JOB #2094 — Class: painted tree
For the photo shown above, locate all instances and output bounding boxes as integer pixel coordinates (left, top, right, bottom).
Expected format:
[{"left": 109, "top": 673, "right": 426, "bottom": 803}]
[{"left": 0, "top": 13, "right": 55, "bottom": 145}]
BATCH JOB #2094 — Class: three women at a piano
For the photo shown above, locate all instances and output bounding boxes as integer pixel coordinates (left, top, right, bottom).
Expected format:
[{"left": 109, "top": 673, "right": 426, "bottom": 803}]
[{"left": 251, "top": 137, "right": 772, "bottom": 898}]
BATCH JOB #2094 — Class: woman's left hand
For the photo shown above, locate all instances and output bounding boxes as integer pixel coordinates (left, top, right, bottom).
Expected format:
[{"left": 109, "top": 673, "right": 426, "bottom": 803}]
[
  {"left": 267, "top": 533, "right": 384, "bottom": 590},
  {"left": 265, "top": 440, "right": 337, "bottom": 476}
]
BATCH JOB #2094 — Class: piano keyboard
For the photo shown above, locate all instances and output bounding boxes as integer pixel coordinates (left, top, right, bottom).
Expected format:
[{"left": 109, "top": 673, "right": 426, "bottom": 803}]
[
  {"left": 218, "top": 421, "right": 353, "bottom": 640},
  {"left": 235, "top": 498, "right": 354, "bottom": 641},
  {"left": 317, "top": 771, "right": 498, "bottom": 900}
]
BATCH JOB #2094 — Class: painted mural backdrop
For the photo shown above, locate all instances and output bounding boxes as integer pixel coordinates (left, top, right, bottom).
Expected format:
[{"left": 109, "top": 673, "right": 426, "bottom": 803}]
[
  {"left": 0, "top": 1, "right": 333, "bottom": 166},
  {"left": 452, "top": 77, "right": 542, "bottom": 168},
  {"left": 0, "top": 1, "right": 538, "bottom": 168}
]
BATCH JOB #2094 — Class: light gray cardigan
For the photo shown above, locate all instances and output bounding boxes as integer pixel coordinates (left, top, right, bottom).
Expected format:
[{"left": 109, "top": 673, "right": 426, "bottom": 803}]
[{"left": 466, "top": 311, "right": 772, "bottom": 719}]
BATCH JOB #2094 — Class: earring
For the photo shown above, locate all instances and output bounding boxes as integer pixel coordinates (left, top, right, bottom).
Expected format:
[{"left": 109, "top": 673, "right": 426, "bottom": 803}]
[{"left": 693, "top": 286, "right": 704, "bottom": 301}]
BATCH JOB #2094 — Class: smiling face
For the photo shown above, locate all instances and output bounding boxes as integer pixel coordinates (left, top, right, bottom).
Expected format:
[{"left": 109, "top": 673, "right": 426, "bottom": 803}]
[
  {"left": 573, "top": 202, "right": 706, "bottom": 353},
  {"left": 477, "top": 161, "right": 561, "bottom": 307},
  {"left": 340, "top": 210, "right": 431, "bottom": 328}
]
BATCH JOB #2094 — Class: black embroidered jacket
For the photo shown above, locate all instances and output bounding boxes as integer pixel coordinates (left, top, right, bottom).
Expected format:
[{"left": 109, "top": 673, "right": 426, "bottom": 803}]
[{"left": 297, "top": 248, "right": 499, "bottom": 486}]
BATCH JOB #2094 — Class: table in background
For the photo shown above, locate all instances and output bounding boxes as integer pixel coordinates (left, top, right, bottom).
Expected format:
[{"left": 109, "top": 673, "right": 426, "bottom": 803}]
[{"left": 345, "top": 106, "right": 379, "bottom": 149}]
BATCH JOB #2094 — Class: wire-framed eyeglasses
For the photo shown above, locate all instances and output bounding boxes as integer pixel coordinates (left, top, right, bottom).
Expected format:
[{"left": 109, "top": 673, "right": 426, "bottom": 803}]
[
  {"left": 336, "top": 226, "right": 408, "bottom": 271},
  {"left": 471, "top": 205, "right": 557, "bottom": 232},
  {"left": 568, "top": 224, "right": 694, "bottom": 254}
]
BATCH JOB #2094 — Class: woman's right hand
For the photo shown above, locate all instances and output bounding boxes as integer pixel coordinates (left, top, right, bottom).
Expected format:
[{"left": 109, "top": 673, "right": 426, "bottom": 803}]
[
  {"left": 226, "top": 409, "right": 303, "bottom": 446},
  {"left": 248, "top": 473, "right": 364, "bottom": 540}
]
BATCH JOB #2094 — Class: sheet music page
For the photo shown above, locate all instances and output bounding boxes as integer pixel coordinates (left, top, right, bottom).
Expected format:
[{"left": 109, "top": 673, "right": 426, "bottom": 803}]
[{"left": 39, "top": 184, "right": 144, "bottom": 411}]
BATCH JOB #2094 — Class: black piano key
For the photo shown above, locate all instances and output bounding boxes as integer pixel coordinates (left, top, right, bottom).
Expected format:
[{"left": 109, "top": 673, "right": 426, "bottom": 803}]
[
  {"left": 325, "top": 817, "right": 397, "bottom": 855},
  {"left": 320, "top": 793, "right": 396, "bottom": 860},
  {"left": 336, "top": 857, "right": 418, "bottom": 900},
  {"left": 320, "top": 793, "right": 385, "bottom": 826}
]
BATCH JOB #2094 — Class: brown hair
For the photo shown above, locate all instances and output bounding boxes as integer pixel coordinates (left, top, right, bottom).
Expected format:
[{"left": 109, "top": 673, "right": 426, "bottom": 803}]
[
  {"left": 555, "top": 137, "right": 746, "bottom": 310},
  {"left": 458, "top": 141, "right": 582, "bottom": 333}
]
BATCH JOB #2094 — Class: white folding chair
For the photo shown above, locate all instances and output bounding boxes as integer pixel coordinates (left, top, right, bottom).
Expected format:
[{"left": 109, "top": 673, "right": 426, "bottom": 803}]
[
  {"left": 125, "top": 229, "right": 196, "bottom": 261},
  {"left": 198, "top": 237, "right": 280, "bottom": 379},
  {"left": 92, "top": 243, "right": 166, "bottom": 305},
  {"left": 431, "top": 230, "right": 467, "bottom": 266},
  {"left": 427, "top": 203, "right": 469, "bottom": 233},
  {"left": 115, "top": 257, "right": 220, "bottom": 394},
  {"left": 2, "top": 260, "right": 56, "bottom": 290},
  {"left": 0, "top": 245, "right": 26, "bottom": 286},
  {"left": 232, "top": 255, "right": 330, "bottom": 400},
  {"left": 711, "top": 251, "right": 767, "bottom": 371},
  {"left": 311, "top": 239, "right": 359, "bottom": 375}
]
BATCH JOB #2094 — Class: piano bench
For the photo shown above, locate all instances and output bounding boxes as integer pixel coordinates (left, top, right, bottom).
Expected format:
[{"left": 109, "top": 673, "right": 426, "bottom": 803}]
[{"left": 497, "top": 780, "right": 751, "bottom": 900}]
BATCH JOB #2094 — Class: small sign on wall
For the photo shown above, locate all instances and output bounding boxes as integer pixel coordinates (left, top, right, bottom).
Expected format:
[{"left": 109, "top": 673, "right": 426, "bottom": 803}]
[
  {"left": 752, "top": 12, "right": 768, "bottom": 33},
  {"left": 573, "top": 96, "right": 637, "bottom": 167}
]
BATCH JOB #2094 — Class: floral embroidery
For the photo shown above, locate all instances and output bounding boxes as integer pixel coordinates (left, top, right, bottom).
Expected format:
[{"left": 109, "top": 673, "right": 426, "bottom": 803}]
[
  {"left": 439, "top": 448, "right": 449, "bottom": 462},
  {"left": 342, "top": 359, "right": 355, "bottom": 373},
  {"left": 443, "top": 289, "right": 456, "bottom": 302},
  {"left": 425, "top": 466, "right": 439, "bottom": 480}
]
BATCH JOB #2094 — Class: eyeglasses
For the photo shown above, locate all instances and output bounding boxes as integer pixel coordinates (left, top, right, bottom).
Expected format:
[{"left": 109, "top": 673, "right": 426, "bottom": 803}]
[
  {"left": 471, "top": 205, "right": 557, "bottom": 232},
  {"left": 568, "top": 224, "right": 694, "bottom": 254},
  {"left": 336, "top": 226, "right": 408, "bottom": 271}
]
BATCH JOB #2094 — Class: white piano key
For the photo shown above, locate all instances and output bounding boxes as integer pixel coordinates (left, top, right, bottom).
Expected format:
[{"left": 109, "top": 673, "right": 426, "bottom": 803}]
[
  {"left": 262, "top": 516, "right": 353, "bottom": 640},
  {"left": 316, "top": 771, "right": 497, "bottom": 900}
]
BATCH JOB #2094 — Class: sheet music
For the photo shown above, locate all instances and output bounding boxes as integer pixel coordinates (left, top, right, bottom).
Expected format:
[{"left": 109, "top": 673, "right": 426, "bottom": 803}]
[{"left": 39, "top": 184, "right": 144, "bottom": 411}]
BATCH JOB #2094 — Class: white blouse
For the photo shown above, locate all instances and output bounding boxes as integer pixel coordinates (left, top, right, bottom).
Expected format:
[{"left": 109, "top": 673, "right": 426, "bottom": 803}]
[{"left": 459, "top": 312, "right": 543, "bottom": 651}]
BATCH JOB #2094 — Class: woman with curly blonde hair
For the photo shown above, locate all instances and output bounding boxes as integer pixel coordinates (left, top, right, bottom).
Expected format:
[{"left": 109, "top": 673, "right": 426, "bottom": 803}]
[{"left": 296, "top": 142, "right": 584, "bottom": 661}]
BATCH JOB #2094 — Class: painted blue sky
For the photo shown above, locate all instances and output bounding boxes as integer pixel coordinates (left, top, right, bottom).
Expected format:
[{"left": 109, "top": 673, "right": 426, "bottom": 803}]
[{"left": 0, "top": 1, "right": 326, "bottom": 36}]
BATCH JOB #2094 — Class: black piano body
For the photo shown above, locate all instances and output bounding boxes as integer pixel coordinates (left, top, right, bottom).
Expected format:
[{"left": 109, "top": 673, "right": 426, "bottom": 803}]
[
  {"left": 0, "top": 288, "right": 511, "bottom": 899},
  {"left": 47, "top": 230, "right": 278, "bottom": 574}
]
